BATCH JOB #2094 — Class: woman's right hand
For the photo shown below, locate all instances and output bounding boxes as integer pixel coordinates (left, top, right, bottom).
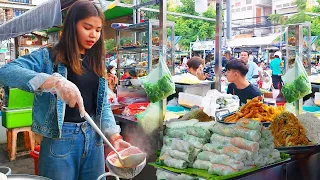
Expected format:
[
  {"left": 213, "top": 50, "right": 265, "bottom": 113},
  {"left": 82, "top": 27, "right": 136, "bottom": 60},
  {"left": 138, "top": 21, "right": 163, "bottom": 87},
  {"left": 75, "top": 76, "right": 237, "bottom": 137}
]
[{"left": 40, "top": 73, "right": 85, "bottom": 117}]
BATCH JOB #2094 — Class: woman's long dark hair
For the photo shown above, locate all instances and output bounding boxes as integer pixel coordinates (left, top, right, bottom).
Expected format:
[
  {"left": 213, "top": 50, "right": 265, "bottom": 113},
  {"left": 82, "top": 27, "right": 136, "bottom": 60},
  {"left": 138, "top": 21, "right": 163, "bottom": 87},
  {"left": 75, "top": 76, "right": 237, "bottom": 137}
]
[{"left": 53, "top": 0, "right": 106, "bottom": 77}]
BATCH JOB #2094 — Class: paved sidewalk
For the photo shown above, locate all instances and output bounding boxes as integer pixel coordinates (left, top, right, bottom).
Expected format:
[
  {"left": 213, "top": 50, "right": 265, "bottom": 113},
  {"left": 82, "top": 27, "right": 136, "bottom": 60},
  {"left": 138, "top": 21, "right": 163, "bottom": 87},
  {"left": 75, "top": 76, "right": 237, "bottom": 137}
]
[{"left": 0, "top": 144, "right": 35, "bottom": 175}]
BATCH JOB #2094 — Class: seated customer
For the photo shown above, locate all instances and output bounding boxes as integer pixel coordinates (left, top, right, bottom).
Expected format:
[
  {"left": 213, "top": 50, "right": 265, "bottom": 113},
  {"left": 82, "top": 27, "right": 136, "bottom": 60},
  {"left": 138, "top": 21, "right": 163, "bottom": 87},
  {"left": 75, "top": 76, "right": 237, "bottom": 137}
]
[
  {"left": 226, "top": 60, "right": 262, "bottom": 105},
  {"left": 187, "top": 56, "right": 206, "bottom": 80}
]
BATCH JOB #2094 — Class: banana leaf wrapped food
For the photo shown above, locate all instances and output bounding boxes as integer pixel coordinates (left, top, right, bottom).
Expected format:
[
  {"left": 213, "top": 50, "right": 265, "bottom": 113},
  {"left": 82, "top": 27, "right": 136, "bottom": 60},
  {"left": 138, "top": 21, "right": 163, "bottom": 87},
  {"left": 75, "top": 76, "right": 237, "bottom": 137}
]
[
  {"left": 169, "top": 150, "right": 195, "bottom": 163},
  {"left": 230, "top": 137, "right": 259, "bottom": 152},
  {"left": 164, "top": 157, "right": 188, "bottom": 169},
  {"left": 208, "top": 164, "right": 238, "bottom": 176},
  {"left": 210, "top": 133, "right": 231, "bottom": 144},
  {"left": 183, "top": 134, "right": 209, "bottom": 149},
  {"left": 236, "top": 118, "right": 262, "bottom": 131},
  {"left": 192, "top": 159, "right": 212, "bottom": 170},
  {"left": 186, "top": 126, "right": 211, "bottom": 138},
  {"left": 170, "top": 138, "right": 194, "bottom": 153}
]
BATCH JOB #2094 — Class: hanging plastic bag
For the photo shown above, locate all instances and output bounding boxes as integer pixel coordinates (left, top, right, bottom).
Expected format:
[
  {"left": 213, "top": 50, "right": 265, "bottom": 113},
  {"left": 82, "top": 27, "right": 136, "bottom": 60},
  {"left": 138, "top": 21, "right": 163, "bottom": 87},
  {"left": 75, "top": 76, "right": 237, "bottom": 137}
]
[
  {"left": 142, "top": 53, "right": 175, "bottom": 103},
  {"left": 135, "top": 102, "right": 162, "bottom": 134},
  {"left": 281, "top": 53, "right": 311, "bottom": 103}
]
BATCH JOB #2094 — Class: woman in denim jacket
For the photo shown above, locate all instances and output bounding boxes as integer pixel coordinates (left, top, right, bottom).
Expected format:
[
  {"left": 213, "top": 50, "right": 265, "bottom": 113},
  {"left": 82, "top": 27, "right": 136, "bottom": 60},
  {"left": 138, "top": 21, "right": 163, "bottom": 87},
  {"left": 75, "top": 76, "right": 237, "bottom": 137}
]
[{"left": 0, "top": 1, "right": 130, "bottom": 179}]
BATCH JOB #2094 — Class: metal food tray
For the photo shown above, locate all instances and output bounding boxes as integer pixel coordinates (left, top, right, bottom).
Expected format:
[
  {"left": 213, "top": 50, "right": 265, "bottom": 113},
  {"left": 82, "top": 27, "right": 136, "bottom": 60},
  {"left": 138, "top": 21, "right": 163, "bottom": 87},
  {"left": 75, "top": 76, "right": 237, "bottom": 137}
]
[
  {"left": 216, "top": 111, "right": 271, "bottom": 127},
  {"left": 276, "top": 144, "right": 320, "bottom": 154}
]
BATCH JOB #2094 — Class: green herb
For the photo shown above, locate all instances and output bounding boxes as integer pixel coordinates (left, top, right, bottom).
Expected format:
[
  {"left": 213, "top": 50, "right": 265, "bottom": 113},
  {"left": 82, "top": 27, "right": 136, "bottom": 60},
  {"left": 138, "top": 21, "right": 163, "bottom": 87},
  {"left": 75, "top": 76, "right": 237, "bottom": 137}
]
[{"left": 281, "top": 75, "right": 311, "bottom": 103}]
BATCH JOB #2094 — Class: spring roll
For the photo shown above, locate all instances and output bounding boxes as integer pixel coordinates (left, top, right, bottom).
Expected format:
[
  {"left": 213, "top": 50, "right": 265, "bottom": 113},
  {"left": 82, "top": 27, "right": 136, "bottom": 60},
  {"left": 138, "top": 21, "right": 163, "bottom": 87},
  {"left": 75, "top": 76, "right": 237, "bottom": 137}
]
[
  {"left": 230, "top": 137, "right": 259, "bottom": 152},
  {"left": 191, "top": 148, "right": 202, "bottom": 161},
  {"left": 163, "top": 136, "right": 177, "bottom": 146},
  {"left": 236, "top": 118, "right": 262, "bottom": 131},
  {"left": 164, "top": 157, "right": 188, "bottom": 169},
  {"left": 208, "top": 164, "right": 238, "bottom": 176},
  {"left": 261, "top": 127, "right": 272, "bottom": 139},
  {"left": 170, "top": 139, "right": 194, "bottom": 153},
  {"left": 192, "top": 159, "right": 212, "bottom": 170},
  {"left": 209, "top": 154, "right": 244, "bottom": 170},
  {"left": 222, "top": 146, "right": 248, "bottom": 161},
  {"left": 210, "top": 133, "right": 231, "bottom": 144},
  {"left": 194, "top": 121, "right": 216, "bottom": 131},
  {"left": 186, "top": 126, "right": 211, "bottom": 138},
  {"left": 166, "top": 128, "right": 187, "bottom": 139},
  {"left": 258, "top": 137, "right": 274, "bottom": 149},
  {"left": 203, "top": 143, "right": 225, "bottom": 154},
  {"left": 211, "top": 123, "right": 234, "bottom": 137},
  {"left": 169, "top": 150, "right": 194, "bottom": 163},
  {"left": 166, "top": 119, "right": 199, "bottom": 129},
  {"left": 232, "top": 126, "right": 261, "bottom": 142},
  {"left": 183, "top": 134, "right": 208, "bottom": 149},
  {"left": 197, "top": 151, "right": 218, "bottom": 161}
]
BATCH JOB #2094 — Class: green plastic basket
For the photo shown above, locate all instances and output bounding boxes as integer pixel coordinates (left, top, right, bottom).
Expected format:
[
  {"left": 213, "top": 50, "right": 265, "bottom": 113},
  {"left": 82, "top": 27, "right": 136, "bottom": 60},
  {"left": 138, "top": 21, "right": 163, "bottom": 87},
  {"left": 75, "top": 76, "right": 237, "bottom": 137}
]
[
  {"left": 2, "top": 108, "right": 32, "bottom": 128},
  {"left": 7, "top": 88, "right": 34, "bottom": 109}
]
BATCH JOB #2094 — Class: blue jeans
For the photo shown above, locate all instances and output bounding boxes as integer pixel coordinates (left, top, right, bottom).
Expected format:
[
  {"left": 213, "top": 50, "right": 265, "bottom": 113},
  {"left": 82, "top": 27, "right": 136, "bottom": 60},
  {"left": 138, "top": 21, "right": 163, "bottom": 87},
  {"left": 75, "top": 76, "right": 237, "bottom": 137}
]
[{"left": 38, "top": 121, "right": 105, "bottom": 180}]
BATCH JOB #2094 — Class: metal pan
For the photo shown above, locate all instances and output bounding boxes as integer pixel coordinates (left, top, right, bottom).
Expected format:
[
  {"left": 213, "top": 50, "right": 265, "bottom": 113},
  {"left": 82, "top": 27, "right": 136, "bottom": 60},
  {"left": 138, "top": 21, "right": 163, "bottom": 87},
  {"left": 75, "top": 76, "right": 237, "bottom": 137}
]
[{"left": 276, "top": 144, "right": 320, "bottom": 154}]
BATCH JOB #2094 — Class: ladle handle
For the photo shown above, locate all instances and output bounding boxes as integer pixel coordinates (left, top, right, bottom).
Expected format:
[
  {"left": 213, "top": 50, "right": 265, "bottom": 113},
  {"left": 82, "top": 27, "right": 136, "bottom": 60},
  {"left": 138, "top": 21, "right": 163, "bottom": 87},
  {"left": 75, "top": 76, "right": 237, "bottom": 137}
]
[{"left": 84, "top": 113, "right": 121, "bottom": 157}]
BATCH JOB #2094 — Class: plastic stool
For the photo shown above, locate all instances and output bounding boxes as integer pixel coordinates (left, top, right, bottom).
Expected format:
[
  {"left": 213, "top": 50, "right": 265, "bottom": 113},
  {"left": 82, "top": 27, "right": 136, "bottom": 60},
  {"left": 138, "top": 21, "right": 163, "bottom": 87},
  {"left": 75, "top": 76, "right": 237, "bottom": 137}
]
[{"left": 7, "top": 127, "right": 34, "bottom": 161}]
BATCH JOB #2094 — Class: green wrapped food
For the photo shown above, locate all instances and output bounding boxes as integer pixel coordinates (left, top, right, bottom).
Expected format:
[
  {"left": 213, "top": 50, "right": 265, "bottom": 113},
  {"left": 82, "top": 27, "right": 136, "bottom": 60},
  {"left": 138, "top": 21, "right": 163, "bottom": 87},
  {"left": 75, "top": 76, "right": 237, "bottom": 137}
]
[
  {"left": 170, "top": 138, "right": 194, "bottom": 153},
  {"left": 194, "top": 121, "right": 216, "bottom": 131},
  {"left": 211, "top": 124, "right": 234, "bottom": 137},
  {"left": 232, "top": 126, "right": 261, "bottom": 142},
  {"left": 183, "top": 134, "right": 208, "bottom": 149},
  {"left": 258, "top": 137, "right": 274, "bottom": 149},
  {"left": 221, "top": 145, "right": 248, "bottom": 161},
  {"left": 164, "top": 157, "right": 188, "bottom": 169},
  {"left": 169, "top": 150, "right": 194, "bottom": 163},
  {"left": 236, "top": 119, "right": 262, "bottom": 131},
  {"left": 163, "top": 136, "right": 177, "bottom": 146},
  {"left": 166, "top": 128, "right": 186, "bottom": 139},
  {"left": 208, "top": 164, "right": 238, "bottom": 176},
  {"left": 159, "top": 145, "right": 171, "bottom": 160},
  {"left": 261, "top": 127, "right": 272, "bottom": 139},
  {"left": 143, "top": 74, "right": 175, "bottom": 103},
  {"left": 192, "top": 160, "right": 212, "bottom": 170},
  {"left": 197, "top": 151, "right": 218, "bottom": 161},
  {"left": 203, "top": 143, "right": 225, "bottom": 154},
  {"left": 209, "top": 154, "right": 244, "bottom": 170},
  {"left": 244, "top": 150, "right": 258, "bottom": 161},
  {"left": 186, "top": 126, "right": 211, "bottom": 138},
  {"left": 166, "top": 119, "right": 199, "bottom": 129},
  {"left": 258, "top": 148, "right": 272, "bottom": 155},
  {"left": 281, "top": 75, "right": 311, "bottom": 103},
  {"left": 230, "top": 137, "right": 259, "bottom": 152},
  {"left": 210, "top": 133, "right": 231, "bottom": 144}
]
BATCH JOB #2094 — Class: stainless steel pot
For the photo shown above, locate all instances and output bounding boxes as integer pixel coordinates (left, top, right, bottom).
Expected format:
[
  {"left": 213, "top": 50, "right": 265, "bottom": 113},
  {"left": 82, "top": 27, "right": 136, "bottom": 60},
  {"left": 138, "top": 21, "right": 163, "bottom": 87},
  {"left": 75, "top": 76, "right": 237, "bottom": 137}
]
[{"left": 6, "top": 174, "right": 51, "bottom": 179}]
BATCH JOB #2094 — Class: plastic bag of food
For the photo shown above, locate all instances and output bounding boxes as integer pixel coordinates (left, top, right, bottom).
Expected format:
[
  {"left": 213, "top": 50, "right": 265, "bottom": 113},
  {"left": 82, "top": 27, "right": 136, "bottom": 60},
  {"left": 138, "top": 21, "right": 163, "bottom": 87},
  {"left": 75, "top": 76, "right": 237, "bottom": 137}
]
[
  {"left": 236, "top": 118, "right": 262, "bottom": 131},
  {"left": 193, "top": 160, "right": 212, "bottom": 170},
  {"left": 142, "top": 53, "right": 175, "bottom": 103},
  {"left": 282, "top": 53, "right": 311, "bottom": 103},
  {"left": 136, "top": 102, "right": 161, "bottom": 134},
  {"left": 170, "top": 139, "right": 194, "bottom": 153},
  {"left": 208, "top": 164, "right": 238, "bottom": 176},
  {"left": 230, "top": 137, "right": 259, "bottom": 152},
  {"left": 164, "top": 157, "right": 188, "bottom": 169}
]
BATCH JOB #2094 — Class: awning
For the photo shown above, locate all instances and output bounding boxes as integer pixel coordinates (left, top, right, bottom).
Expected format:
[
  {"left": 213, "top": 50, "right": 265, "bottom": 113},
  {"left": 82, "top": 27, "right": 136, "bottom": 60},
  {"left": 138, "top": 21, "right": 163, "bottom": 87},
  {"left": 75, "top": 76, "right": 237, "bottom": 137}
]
[
  {"left": 0, "top": 0, "right": 62, "bottom": 41},
  {"left": 227, "top": 34, "right": 281, "bottom": 47}
]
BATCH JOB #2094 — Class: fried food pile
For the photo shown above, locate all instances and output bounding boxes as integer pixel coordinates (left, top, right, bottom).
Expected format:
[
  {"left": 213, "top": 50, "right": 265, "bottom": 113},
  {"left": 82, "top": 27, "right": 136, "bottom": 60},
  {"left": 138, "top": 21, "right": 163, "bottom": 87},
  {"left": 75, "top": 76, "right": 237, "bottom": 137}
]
[
  {"left": 224, "top": 97, "right": 283, "bottom": 123},
  {"left": 270, "top": 111, "right": 310, "bottom": 147}
]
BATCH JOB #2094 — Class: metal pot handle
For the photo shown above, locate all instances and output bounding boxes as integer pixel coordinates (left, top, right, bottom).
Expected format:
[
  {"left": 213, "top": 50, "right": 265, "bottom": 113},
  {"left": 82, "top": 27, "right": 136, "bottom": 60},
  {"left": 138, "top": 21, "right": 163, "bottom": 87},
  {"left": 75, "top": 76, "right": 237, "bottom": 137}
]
[{"left": 97, "top": 172, "right": 120, "bottom": 180}]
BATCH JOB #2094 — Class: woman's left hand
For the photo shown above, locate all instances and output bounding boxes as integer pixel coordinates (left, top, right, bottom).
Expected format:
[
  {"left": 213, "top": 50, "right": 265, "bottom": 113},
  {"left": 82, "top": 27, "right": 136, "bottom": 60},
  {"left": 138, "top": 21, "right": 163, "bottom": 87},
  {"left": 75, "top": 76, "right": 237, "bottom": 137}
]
[{"left": 113, "top": 139, "right": 131, "bottom": 149}]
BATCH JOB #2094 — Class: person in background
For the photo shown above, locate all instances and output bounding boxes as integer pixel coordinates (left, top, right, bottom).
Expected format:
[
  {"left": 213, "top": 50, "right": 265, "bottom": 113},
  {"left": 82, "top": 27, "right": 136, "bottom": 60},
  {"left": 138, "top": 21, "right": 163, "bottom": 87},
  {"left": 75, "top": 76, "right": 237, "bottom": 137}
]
[
  {"left": 226, "top": 60, "right": 262, "bottom": 105},
  {"left": 240, "top": 50, "right": 259, "bottom": 86},
  {"left": 0, "top": 1, "right": 130, "bottom": 179},
  {"left": 222, "top": 50, "right": 236, "bottom": 68},
  {"left": 187, "top": 56, "right": 207, "bottom": 80},
  {"left": 182, "top": 56, "right": 188, "bottom": 65},
  {"left": 107, "top": 65, "right": 118, "bottom": 92},
  {"left": 120, "top": 68, "right": 131, "bottom": 80},
  {"left": 270, "top": 51, "right": 283, "bottom": 89}
]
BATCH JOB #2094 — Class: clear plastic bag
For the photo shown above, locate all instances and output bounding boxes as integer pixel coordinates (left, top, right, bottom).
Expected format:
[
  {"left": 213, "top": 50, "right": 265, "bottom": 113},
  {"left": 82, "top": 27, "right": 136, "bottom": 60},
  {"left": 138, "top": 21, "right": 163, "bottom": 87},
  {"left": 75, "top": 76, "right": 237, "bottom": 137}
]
[
  {"left": 281, "top": 53, "right": 311, "bottom": 103},
  {"left": 135, "top": 102, "right": 161, "bottom": 134},
  {"left": 142, "top": 53, "right": 175, "bottom": 103}
]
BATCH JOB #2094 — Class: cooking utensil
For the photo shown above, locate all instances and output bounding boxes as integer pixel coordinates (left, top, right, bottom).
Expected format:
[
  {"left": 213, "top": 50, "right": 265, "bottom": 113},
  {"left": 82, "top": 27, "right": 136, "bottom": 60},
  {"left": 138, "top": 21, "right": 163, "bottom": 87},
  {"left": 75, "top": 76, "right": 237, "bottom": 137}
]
[
  {"left": 104, "top": 148, "right": 146, "bottom": 179},
  {"left": 83, "top": 113, "right": 146, "bottom": 168}
]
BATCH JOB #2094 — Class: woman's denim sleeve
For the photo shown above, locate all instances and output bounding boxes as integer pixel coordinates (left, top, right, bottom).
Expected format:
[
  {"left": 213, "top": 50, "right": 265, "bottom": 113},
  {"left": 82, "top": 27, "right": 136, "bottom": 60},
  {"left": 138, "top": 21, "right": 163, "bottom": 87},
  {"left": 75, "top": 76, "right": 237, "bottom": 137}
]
[
  {"left": 101, "top": 79, "right": 121, "bottom": 138},
  {"left": 0, "top": 49, "right": 50, "bottom": 92}
]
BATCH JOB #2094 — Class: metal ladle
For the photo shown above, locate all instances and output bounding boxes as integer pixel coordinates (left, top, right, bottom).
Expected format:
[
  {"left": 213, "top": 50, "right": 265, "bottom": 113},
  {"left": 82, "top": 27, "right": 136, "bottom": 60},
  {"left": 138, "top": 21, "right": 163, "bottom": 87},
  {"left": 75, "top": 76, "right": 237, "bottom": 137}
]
[{"left": 83, "top": 113, "right": 146, "bottom": 168}]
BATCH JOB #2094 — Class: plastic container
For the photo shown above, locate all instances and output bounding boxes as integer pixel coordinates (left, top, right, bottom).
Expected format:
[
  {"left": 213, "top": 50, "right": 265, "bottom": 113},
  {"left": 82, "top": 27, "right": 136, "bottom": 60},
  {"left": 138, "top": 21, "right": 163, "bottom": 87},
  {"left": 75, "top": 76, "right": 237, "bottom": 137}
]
[
  {"left": 178, "top": 92, "right": 203, "bottom": 108},
  {"left": 122, "top": 102, "right": 149, "bottom": 116},
  {"left": 30, "top": 145, "right": 40, "bottom": 175},
  {"left": 2, "top": 108, "right": 32, "bottom": 128},
  {"left": 7, "top": 88, "right": 34, "bottom": 109},
  {"left": 0, "top": 166, "right": 11, "bottom": 175}
]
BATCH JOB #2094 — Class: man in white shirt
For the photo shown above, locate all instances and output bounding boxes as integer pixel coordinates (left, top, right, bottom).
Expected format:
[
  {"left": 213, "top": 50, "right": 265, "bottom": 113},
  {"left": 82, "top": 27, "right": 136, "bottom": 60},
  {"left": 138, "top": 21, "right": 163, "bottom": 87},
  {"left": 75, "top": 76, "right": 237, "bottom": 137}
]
[
  {"left": 240, "top": 51, "right": 259, "bottom": 86},
  {"left": 182, "top": 56, "right": 188, "bottom": 65}
]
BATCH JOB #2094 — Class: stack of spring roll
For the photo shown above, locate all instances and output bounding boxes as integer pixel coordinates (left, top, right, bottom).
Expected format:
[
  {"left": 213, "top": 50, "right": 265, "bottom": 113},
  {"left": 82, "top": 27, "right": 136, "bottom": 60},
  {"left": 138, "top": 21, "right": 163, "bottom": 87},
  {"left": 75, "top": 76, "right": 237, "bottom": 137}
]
[
  {"left": 159, "top": 120, "right": 216, "bottom": 170},
  {"left": 195, "top": 119, "right": 281, "bottom": 176}
]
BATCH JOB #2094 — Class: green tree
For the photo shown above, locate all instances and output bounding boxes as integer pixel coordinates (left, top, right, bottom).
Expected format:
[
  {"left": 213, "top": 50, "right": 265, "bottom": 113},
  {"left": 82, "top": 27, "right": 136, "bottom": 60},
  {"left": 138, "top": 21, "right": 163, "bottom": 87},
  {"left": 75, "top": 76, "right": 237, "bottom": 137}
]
[{"left": 104, "top": 39, "right": 116, "bottom": 54}]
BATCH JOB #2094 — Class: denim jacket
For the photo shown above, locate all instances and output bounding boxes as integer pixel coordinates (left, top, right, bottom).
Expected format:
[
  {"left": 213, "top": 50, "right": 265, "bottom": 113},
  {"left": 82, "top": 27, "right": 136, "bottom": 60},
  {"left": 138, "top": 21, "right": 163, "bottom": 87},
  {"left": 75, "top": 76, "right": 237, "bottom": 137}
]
[{"left": 0, "top": 47, "right": 120, "bottom": 138}]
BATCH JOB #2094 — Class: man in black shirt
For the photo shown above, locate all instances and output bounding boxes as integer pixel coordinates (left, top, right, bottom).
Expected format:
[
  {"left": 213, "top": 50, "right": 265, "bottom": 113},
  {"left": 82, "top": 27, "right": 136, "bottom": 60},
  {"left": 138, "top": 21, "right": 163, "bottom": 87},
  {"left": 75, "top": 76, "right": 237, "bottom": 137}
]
[{"left": 226, "top": 60, "right": 262, "bottom": 105}]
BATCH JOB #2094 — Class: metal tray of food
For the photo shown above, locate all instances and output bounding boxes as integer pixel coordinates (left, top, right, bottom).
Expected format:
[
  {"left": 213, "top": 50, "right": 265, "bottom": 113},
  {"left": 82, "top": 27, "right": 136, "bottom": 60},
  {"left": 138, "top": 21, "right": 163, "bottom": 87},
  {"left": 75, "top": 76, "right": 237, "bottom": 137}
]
[
  {"left": 276, "top": 144, "right": 320, "bottom": 154},
  {"left": 216, "top": 111, "right": 271, "bottom": 127}
]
